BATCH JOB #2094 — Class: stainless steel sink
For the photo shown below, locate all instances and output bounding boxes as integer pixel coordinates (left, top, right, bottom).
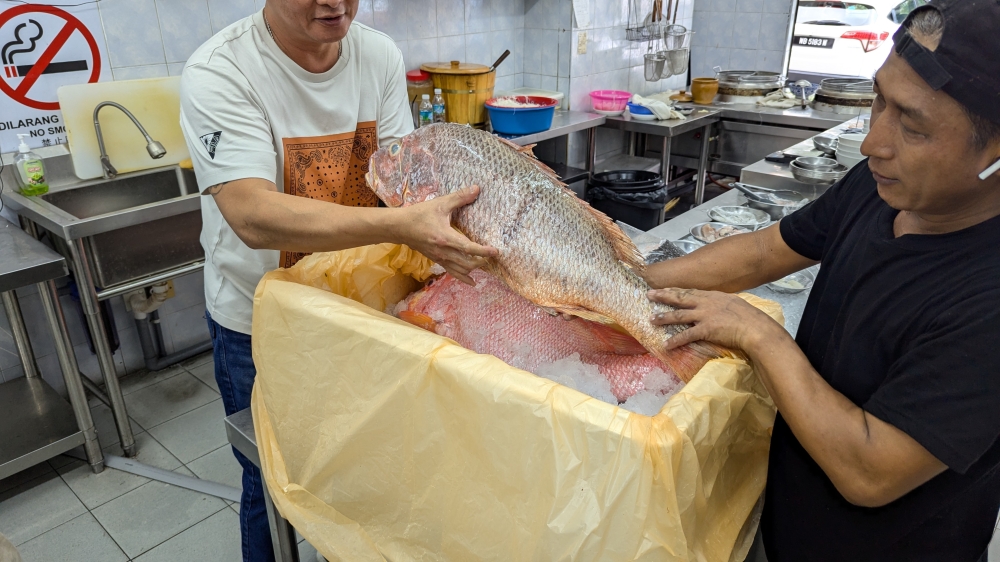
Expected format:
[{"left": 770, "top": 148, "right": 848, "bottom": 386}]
[
  {"left": 2, "top": 153, "right": 203, "bottom": 289},
  {"left": 41, "top": 170, "right": 189, "bottom": 219}
]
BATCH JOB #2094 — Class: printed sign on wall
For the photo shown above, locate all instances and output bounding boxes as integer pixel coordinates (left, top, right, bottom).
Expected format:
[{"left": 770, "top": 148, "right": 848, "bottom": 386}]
[{"left": 0, "top": 1, "right": 111, "bottom": 153}]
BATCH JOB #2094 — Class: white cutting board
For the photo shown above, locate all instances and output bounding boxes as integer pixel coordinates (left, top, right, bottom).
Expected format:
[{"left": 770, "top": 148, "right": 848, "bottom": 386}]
[{"left": 58, "top": 77, "right": 190, "bottom": 180}]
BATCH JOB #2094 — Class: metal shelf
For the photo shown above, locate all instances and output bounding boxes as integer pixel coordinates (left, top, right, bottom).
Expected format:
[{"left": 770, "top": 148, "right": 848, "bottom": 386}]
[{"left": 0, "top": 377, "right": 86, "bottom": 479}]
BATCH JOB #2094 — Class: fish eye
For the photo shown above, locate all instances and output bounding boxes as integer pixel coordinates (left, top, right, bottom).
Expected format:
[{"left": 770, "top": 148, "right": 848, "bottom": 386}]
[{"left": 389, "top": 142, "right": 401, "bottom": 156}]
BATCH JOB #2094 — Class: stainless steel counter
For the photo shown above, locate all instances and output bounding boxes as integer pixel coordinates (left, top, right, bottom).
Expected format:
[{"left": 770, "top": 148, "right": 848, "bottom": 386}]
[
  {"left": 602, "top": 108, "right": 723, "bottom": 136},
  {"left": 740, "top": 118, "right": 863, "bottom": 192},
  {"left": 0, "top": 217, "right": 66, "bottom": 293},
  {"left": 506, "top": 110, "right": 606, "bottom": 146},
  {"left": 0, "top": 217, "right": 104, "bottom": 480},
  {"left": 710, "top": 102, "right": 851, "bottom": 130}
]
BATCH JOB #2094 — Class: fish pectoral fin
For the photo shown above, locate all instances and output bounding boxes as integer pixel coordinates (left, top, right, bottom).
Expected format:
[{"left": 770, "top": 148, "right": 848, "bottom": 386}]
[
  {"left": 549, "top": 305, "right": 619, "bottom": 327},
  {"left": 397, "top": 310, "right": 439, "bottom": 332}
]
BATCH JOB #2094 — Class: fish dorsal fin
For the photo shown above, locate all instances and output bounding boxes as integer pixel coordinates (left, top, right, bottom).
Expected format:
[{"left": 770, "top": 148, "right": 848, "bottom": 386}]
[
  {"left": 578, "top": 199, "right": 646, "bottom": 272},
  {"left": 495, "top": 133, "right": 644, "bottom": 271},
  {"left": 496, "top": 136, "right": 537, "bottom": 157}
]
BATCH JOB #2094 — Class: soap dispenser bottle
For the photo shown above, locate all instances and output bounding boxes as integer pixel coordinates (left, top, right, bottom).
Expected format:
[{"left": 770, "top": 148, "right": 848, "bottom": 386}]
[{"left": 14, "top": 134, "right": 48, "bottom": 196}]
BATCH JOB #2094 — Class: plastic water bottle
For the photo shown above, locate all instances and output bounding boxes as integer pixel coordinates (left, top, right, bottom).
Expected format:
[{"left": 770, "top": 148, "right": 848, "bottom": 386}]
[
  {"left": 418, "top": 94, "right": 433, "bottom": 127},
  {"left": 432, "top": 88, "right": 446, "bottom": 123}
]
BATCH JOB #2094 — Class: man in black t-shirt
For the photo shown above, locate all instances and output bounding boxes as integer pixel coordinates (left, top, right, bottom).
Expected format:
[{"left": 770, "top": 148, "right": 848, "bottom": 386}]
[{"left": 642, "top": 3, "right": 1000, "bottom": 561}]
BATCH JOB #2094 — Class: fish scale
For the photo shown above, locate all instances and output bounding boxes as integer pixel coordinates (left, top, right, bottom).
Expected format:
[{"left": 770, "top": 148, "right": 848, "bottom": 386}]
[{"left": 368, "top": 123, "right": 731, "bottom": 382}]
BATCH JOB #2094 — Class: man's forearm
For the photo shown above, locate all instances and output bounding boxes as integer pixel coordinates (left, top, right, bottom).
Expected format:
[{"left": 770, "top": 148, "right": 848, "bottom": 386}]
[
  {"left": 211, "top": 179, "right": 405, "bottom": 252},
  {"left": 645, "top": 225, "right": 812, "bottom": 292},
  {"left": 746, "top": 326, "right": 946, "bottom": 507},
  {"left": 229, "top": 187, "right": 403, "bottom": 251}
]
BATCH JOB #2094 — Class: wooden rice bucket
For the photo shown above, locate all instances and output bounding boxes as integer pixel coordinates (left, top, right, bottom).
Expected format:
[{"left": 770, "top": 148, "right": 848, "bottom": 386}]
[{"left": 420, "top": 61, "right": 495, "bottom": 128}]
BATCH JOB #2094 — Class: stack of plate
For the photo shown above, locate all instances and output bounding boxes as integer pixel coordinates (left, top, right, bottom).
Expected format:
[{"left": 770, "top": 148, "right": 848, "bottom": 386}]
[{"left": 837, "top": 133, "right": 867, "bottom": 168}]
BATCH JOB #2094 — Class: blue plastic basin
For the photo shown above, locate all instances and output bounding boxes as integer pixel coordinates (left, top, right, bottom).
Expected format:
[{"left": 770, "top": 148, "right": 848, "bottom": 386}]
[
  {"left": 626, "top": 102, "right": 653, "bottom": 115},
  {"left": 486, "top": 96, "right": 558, "bottom": 135}
]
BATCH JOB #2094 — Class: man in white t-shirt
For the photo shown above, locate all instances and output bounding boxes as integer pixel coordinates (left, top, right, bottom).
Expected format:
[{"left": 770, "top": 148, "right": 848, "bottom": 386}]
[{"left": 180, "top": 2, "right": 496, "bottom": 560}]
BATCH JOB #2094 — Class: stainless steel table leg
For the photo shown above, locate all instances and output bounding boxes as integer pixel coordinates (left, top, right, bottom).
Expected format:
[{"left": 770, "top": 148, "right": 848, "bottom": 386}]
[
  {"left": 694, "top": 123, "right": 712, "bottom": 206},
  {"left": 587, "top": 127, "right": 596, "bottom": 172},
  {"left": 263, "top": 483, "right": 301, "bottom": 562},
  {"left": 1, "top": 290, "right": 40, "bottom": 378},
  {"left": 66, "top": 239, "right": 136, "bottom": 457},
  {"left": 37, "top": 278, "right": 104, "bottom": 473},
  {"left": 660, "top": 136, "right": 673, "bottom": 181}
]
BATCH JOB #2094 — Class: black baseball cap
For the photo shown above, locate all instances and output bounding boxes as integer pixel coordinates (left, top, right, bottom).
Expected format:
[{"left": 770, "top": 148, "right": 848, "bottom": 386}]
[{"left": 893, "top": 0, "right": 1000, "bottom": 125}]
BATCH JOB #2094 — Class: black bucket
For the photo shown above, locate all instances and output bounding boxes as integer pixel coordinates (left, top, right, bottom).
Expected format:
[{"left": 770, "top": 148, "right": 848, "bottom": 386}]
[{"left": 587, "top": 170, "right": 669, "bottom": 231}]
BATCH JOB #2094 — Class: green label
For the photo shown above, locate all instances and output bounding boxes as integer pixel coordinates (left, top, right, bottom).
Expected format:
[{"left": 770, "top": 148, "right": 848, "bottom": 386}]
[{"left": 23, "top": 159, "right": 44, "bottom": 185}]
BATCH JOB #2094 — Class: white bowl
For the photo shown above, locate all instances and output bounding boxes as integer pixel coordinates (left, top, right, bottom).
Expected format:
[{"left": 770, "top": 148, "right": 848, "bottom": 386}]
[
  {"left": 837, "top": 146, "right": 864, "bottom": 157},
  {"left": 627, "top": 110, "right": 658, "bottom": 121},
  {"left": 837, "top": 152, "right": 866, "bottom": 168},
  {"left": 837, "top": 133, "right": 867, "bottom": 148}
]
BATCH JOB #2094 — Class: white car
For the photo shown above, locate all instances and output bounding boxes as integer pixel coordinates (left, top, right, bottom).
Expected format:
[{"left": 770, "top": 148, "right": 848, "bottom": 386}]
[{"left": 788, "top": 0, "right": 929, "bottom": 79}]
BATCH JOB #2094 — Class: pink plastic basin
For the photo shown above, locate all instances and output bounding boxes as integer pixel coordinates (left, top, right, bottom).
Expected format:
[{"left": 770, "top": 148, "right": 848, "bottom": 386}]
[{"left": 589, "top": 90, "right": 632, "bottom": 113}]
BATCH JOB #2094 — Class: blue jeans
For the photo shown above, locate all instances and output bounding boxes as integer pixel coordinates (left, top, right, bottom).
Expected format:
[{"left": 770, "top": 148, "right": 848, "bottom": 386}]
[{"left": 206, "top": 311, "right": 275, "bottom": 562}]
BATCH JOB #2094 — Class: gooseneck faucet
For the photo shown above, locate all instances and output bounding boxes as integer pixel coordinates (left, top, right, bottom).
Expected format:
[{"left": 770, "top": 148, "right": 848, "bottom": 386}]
[{"left": 93, "top": 101, "right": 167, "bottom": 179}]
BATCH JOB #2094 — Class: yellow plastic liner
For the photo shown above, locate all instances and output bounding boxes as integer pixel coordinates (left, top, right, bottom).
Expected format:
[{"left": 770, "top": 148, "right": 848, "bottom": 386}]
[{"left": 251, "top": 244, "right": 780, "bottom": 562}]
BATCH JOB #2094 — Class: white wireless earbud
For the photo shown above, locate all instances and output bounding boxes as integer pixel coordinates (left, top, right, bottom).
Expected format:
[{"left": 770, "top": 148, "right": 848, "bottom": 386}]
[{"left": 980, "top": 157, "right": 1000, "bottom": 180}]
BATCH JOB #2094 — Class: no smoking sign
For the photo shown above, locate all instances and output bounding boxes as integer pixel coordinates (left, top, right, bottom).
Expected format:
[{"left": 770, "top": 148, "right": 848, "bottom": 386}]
[{"left": 0, "top": 1, "right": 110, "bottom": 152}]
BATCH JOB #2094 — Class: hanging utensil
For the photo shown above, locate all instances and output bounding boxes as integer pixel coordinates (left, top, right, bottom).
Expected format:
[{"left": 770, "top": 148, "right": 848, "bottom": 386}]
[
  {"left": 489, "top": 50, "right": 511, "bottom": 73},
  {"left": 794, "top": 79, "right": 813, "bottom": 109}
]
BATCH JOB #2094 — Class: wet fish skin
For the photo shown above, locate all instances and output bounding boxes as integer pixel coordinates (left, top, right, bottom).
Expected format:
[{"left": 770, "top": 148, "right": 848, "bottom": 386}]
[
  {"left": 396, "top": 271, "right": 678, "bottom": 401},
  {"left": 368, "top": 123, "right": 726, "bottom": 381}
]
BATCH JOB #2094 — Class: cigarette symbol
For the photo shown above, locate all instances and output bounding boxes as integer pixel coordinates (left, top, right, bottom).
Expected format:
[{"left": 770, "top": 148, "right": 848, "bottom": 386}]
[{"left": 1, "top": 19, "right": 88, "bottom": 79}]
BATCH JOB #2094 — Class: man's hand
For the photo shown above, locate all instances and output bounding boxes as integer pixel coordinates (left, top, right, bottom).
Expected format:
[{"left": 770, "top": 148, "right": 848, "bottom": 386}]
[
  {"left": 395, "top": 186, "right": 499, "bottom": 285},
  {"left": 647, "top": 287, "right": 784, "bottom": 353}
]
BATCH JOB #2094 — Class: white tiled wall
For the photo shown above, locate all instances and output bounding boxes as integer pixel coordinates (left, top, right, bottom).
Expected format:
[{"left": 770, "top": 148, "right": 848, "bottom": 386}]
[
  {"left": 566, "top": 0, "right": 695, "bottom": 165},
  {"left": 691, "top": 0, "right": 794, "bottom": 79}
]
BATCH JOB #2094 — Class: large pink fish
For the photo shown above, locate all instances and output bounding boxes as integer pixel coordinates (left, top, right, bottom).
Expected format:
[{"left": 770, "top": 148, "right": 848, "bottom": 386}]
[
  {"left": 396, "top": 270, "right": 682, "bottom": 402},
  {"left": 368, "top": 123, "right": 733, "bottom": 382}
]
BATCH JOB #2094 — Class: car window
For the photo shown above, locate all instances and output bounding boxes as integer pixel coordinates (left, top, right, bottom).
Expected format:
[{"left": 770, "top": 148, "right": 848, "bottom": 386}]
[
  {"left": 796, "top": 2, "right": 878, "bottom": 27},
  {"left": 887, "top": 0, "right": 930, "bottom": 24}
]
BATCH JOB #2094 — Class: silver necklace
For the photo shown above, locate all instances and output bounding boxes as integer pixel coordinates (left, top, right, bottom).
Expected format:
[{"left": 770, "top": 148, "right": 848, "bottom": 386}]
[{"left": 263, "top": 10, "right": 342, "bottom": 59}]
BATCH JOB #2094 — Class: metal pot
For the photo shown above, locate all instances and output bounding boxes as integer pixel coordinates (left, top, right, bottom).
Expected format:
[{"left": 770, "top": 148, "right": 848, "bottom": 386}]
[{"left": 714, "top": 69, "right": 784, "bottom": 99}]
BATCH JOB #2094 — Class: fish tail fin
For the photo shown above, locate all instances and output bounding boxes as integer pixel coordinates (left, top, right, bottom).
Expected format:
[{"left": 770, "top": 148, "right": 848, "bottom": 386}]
[
  {"left": 654, "top": 341, "right": 736, "bottom": 383},
  {"left": 398, "top": 310, "right": 439, "bottom": 332}
]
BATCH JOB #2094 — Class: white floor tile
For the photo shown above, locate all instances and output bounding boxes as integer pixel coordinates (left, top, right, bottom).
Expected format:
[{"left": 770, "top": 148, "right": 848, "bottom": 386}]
[
  {"left": 91, "top": 476, "right": 228, "bottom": 558},
  {"left": 187, "top": 360, "right": 219, "bottom": 394},
  {"left": 58, "top": 432, "right": 182, "bottom": 509},
  {"left": 132, "top": 506, "right": 241, "bottom": 562},
  {"left": 147, "top": 399, "right": 228, "bottom": 463},
  {"left": 125, "top": 372, "right": 218, "bottom": 429},
  {"left": 119, "top": 364, "right": 186, "bottom": 396},
  {"left": 14, "top": 512, "right": 127, "bottom": 562},
  {"left": 0, "top": 473, "right": 87, "bottom": 545},
  {"left": 187, "top": 445, "right": 243, "bottom": 491},
  {"left": 990, "top": 529, "right": 999, "bottom": 562},
  {"left": 181, "top": 350, "right": 214, "bottom": 370}
]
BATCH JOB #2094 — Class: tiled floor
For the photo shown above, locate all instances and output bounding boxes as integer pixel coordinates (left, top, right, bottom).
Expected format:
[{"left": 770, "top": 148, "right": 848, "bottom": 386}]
[
  {"left": 1, "top": 350, "right": 997, "bottom": 561},
  {"left": 0, "top": 351, "right": 322, "bottom": 562}
]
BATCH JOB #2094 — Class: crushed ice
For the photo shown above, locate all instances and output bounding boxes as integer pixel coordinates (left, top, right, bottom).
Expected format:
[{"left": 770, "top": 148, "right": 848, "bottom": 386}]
[{"left": 535, "top": 354, "right": 683, "bottom": 417}]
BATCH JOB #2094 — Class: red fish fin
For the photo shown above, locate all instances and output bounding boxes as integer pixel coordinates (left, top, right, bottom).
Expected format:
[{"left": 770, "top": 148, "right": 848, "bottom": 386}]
[
  {"left": 576, "top": 202, "right": 646, "bottom": 272},
  {"left": 589, "top": 324, "right": 649, "bottom": 355},
  {"left": 652, "top": 341, "right": 737, "bottom": 383},
  {"left": 496, "top": 137, "right": 538, "bottom": 158},
  {"left": 549, "top": 305, "right": 618, "bottom": 326},
  {"left": 398, "top": 310, "right": 439, "bottom": 332}
]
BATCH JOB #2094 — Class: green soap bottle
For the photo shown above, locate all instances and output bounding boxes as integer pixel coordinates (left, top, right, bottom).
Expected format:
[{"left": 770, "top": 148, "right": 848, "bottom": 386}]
[{"left": 14, "top": 133, "right": 49, "bottom": 196}]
